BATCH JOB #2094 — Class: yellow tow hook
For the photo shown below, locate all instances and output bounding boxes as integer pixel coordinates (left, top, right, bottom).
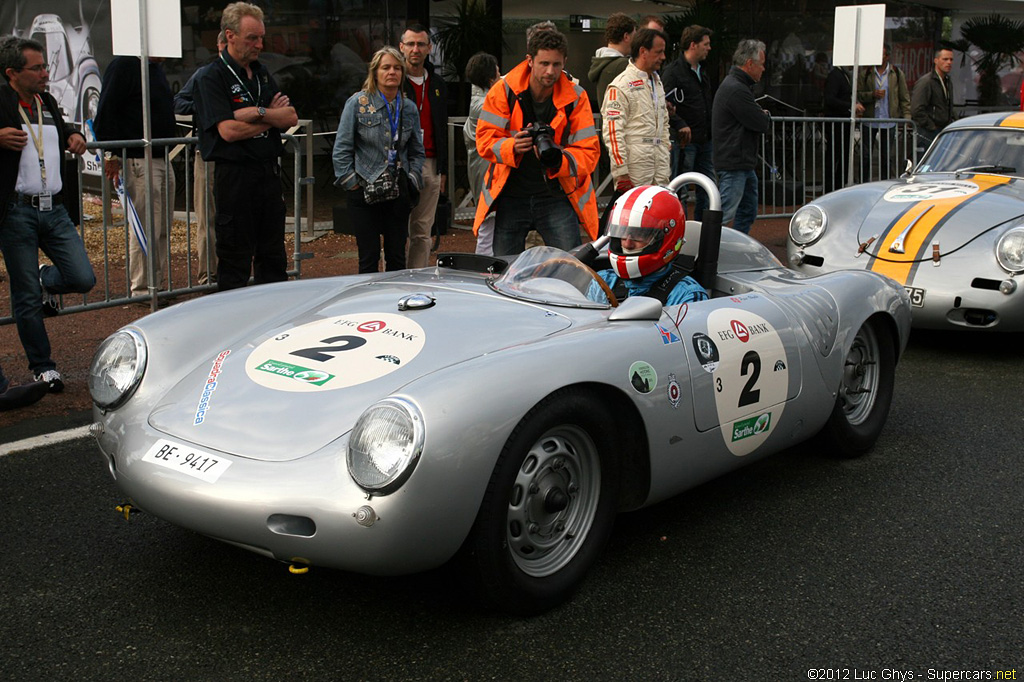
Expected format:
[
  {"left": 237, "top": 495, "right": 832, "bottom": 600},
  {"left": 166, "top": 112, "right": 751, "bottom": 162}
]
[
  {"left": 288, "top": 562, "right": 310, "bottom": 575},
  {"left": 115, "top": 503, "right": 137, "bottom": 521}
]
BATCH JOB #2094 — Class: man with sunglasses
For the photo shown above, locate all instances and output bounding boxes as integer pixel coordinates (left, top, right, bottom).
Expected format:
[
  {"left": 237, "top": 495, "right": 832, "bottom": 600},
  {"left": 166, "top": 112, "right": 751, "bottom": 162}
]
[{"left": 0, "top": 36, "right": 95, "bottom": 394}]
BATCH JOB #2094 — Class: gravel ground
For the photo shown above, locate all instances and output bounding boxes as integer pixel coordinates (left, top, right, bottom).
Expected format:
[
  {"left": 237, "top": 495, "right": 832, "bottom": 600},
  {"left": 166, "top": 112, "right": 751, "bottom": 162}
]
[{"left": 0, "top": 212, "right": 789, "bottom": 441}]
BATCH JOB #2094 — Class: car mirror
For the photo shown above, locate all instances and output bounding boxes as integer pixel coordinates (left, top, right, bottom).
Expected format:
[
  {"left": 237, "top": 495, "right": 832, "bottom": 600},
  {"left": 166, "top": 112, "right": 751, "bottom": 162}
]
[{"left": 608, "top": 296, "right": 664, "bottom": 321}]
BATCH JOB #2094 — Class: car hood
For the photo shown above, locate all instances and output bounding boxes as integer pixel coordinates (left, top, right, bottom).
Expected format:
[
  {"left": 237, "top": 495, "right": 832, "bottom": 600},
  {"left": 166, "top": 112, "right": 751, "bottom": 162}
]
[
  {"left": 852, "top": 174, "right": 1024, "bottom": 256},
  {"left": 147, "top": 279, "right": 573, "bottom": 461}
]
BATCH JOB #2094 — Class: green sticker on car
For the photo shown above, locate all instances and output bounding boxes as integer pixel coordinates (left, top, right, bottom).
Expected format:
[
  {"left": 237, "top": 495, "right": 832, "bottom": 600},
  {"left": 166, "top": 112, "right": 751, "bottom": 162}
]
[
  {"left": 731, "top": 412, "right": 771, "bottom": 442},
  {"left": 256, "top": 359, "right": 335, "bottom": 386}
]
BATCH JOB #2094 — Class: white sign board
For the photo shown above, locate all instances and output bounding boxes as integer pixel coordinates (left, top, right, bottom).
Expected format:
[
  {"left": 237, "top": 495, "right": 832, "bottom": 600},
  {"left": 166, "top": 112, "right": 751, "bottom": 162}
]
[
  {"left": 111, "top": 0, "right": 182, "bottom": 58},
  {"left": 832, "top": 4, "right": 885, "bottom": 67}
]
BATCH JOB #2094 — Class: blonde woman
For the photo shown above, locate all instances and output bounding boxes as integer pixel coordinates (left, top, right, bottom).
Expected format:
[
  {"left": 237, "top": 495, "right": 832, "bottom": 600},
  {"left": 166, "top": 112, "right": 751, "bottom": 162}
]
[{"left": 334, "top": 47, "right": 424, "bottom": 272}]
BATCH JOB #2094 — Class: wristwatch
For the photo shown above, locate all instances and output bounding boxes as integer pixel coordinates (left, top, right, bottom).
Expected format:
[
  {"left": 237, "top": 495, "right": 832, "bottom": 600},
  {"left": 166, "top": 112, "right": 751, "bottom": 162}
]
[{"left": 257, "top": 106, "right": 266, "bottom": 120}]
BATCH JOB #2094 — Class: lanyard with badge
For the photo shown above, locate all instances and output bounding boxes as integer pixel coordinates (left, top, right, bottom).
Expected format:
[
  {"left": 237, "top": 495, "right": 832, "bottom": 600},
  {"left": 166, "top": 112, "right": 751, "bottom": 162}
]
[
  {"left": 18, "top": 95, "right": 52, "bottom": 211},
  {"left": 380, "top": 92, "right": 402, "bottom": 167}
]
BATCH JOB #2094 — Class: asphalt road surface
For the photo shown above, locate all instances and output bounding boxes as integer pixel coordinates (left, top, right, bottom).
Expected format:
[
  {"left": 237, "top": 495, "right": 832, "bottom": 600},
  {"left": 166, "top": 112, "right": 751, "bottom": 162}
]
[{"left": 1, "top": 331, "right": 1021, "bottom": 681}]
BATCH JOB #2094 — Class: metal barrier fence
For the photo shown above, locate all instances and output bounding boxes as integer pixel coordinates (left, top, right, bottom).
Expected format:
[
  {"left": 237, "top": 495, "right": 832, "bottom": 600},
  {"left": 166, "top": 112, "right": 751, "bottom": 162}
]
[
  {"left": 446, "top": 114, "right": 921, "bottom": 223},
  {"left": 757, "top": 116, "right": 920, "bottom": 218},
  {"left": 1, "top": 126, "right": 312, "bottom": 326}
]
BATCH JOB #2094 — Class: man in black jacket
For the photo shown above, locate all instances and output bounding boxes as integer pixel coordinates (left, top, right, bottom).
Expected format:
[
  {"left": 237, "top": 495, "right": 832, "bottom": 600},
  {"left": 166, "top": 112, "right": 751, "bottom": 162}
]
[
  {"left": 662, "top": 25, "right": 714, "bottom": 219},
  {"left": 711, "top": 39, "right": 770, "bottom": 234},
  {"left": 400, "top": 25, "right": 447, "bottom": 269},
  {"left": 94, "top": 55, "right": 178, "bottom": 299},
  {"left": 0, "top": 36, "right": 95, "bottom": 393},
  {"left": 823, "top": 64, "right": 864, "bottom": 192},
  {"left": 911, "top": 48, "right": 954, "bottom": 148}
]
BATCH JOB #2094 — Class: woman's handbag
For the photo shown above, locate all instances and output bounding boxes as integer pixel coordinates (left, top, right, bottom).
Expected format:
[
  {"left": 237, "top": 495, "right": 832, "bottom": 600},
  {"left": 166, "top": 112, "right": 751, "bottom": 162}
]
[{"left": 363, "top": 167, "right": 401, "bottom": 204}]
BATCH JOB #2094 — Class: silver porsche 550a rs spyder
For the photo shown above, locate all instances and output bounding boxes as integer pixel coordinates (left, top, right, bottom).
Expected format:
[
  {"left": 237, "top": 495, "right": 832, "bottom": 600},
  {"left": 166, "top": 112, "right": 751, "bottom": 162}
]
[
  {"left": 89, "top": 174, "right": 910, "bottom": 615},
  {"left": 789, "top": 112, "right": 1024, "bottom": 331}
]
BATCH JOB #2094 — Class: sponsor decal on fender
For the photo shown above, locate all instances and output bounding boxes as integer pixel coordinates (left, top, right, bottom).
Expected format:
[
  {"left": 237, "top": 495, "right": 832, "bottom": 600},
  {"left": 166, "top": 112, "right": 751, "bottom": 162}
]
[
  {"left": 666, "top": 373, "right": 681, "bottom": 408},
  {"left": 656, "top": 323, "right": 681, "bottom": 344},
  {"left": 691, "top": 332, "right": 720, "bottom": 373},
  {"left": 731, "top": 412, "right": 772, "bottom": 442},
  {"left": 194, "top": 350, "right": 231, "bottom": 425},
  {"left": 629, "top": 361, "right": 657, "bottom": 394}
]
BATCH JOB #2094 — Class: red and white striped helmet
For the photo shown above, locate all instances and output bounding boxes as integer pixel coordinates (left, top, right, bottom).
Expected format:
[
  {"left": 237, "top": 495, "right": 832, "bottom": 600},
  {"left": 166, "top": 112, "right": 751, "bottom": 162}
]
[{"left": 607, "top": 185, "right": 686, "bottom": 279}]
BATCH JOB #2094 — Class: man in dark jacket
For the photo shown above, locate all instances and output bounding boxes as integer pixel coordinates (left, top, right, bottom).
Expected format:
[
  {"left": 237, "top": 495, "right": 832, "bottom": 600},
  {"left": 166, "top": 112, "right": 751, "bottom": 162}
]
[
  {"left": 400, "top": 25, "right": 448, "bottom": 269},
  {"left": 661, "top": 25, "right": 714, "bottom": 219},
  {"left": 911, "top": 47, "right": 954, "bottom": 147},
  {"left": 823, "top": 64, "right": 864, "bottom": 192},
  {"left": 93, "top": 55, "right": 178, "bottom": 299},
  {"left": 587, "top": 13, "right": 636, "bottom": 103},
  {"left": 711, "top": 39, "right": 770, "bottom": 234},
  {"left": 0, "top": 36, "right": 95, "bottom": 393}
]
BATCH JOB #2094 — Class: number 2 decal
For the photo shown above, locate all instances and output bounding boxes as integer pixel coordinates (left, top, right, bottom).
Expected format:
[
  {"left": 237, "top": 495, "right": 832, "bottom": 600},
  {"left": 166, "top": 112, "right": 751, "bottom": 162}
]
[
  {"left": 290, "top": 335, "right": 367, "bottom": 362},
  {"left": 738, "top": 351, "right": 761, "bottom": 407}
]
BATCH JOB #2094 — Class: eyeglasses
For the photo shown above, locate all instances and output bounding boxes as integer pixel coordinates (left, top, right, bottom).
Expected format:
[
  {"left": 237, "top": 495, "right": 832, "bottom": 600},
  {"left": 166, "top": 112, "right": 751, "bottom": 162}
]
[
  {"left": 19, "top": 64, "right": 48, "bottom": 73},
  {"left": 403, "top": 41, "right": 429, "bottom": 48}
]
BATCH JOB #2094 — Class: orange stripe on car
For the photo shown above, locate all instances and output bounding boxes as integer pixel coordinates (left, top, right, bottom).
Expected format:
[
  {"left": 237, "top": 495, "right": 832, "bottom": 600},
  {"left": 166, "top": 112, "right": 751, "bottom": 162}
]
[
  {"left": 998, "top": 112, "right": 1024, "bottom": 128},
  {"left": 869, "top": 175, "right": 1011, "bottom": 284}
]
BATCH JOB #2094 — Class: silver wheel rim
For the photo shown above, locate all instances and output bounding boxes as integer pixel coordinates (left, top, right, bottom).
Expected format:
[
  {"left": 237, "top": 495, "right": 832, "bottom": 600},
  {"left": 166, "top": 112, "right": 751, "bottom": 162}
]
[
  {"left": 506, "top": 424, "right": 601, "bottom": 577},
  {"left": 840, "top": 324, "right": 880, "bottom": 426}
]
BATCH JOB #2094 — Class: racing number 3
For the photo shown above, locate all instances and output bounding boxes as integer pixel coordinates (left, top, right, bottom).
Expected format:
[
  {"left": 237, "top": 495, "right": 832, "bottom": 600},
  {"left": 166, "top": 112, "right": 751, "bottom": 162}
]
[
  {"left": 290, "top": 335, "right": 367, "bottom": 362},
  {"left": 714, "top": 350, "right": 763, "bottom": 408}
]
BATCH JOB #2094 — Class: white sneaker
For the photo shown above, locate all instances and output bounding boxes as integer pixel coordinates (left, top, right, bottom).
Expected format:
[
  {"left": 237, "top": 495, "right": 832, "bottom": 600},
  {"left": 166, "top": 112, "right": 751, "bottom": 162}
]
[
  {"left": 33, "top": 369, "right": 65, "bottom": 393},
  {"left": 39, "top": 265, "right": 61, "bottom": 317}
]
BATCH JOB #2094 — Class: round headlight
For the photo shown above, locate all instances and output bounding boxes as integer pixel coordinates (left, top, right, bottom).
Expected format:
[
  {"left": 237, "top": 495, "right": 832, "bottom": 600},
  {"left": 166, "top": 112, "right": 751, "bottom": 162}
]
[
  {"left": 996, "top": 227, "right": 1024, "bottom": 274},
  {"left": 347, "top": 397, "right": 424, "bottom": 494},
  {"left": 789, "top": 205, "right": 827, "bottom": 246},
  {"left": 89, "top": 329, "right": 147, "bottom": 409}
]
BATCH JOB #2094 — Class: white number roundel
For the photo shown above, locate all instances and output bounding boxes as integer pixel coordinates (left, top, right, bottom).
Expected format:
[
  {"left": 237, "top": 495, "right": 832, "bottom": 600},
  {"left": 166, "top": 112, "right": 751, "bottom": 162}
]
[
  {"left": 245, "top": 313, "right": 425, "bottom": 392},
  {"left": 707, "top": 308, "right": 788, "bottom": 456}
]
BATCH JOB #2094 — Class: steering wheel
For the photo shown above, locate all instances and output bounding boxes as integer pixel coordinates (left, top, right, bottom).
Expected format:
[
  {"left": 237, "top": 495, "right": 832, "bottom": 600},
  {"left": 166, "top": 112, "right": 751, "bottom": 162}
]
[{"left": 532, "top": 256, "right": 619, "bottom": 307}]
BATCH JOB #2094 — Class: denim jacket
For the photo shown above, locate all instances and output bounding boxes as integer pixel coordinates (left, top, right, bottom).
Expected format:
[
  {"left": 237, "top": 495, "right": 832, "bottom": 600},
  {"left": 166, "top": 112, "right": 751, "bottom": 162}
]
[{"left": 333, "top": 89, "right": 424, "bottom": 191}]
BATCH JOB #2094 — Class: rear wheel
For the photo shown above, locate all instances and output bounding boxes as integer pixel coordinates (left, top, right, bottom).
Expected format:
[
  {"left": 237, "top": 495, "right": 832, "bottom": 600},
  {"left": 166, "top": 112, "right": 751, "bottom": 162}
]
[
  {"left": 461, "top": 390, "right": 620, "bottom": 615},
  {"left": 818, "top": 318, "right": 895, "bottom": 457}
]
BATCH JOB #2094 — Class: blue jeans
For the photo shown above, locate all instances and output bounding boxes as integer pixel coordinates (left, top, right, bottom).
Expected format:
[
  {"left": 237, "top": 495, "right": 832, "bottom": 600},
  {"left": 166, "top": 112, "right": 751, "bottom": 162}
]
[
  {"left": 0, "top": 203, "right": 95, "bottom": 373},
  {"left": 677, "top": 140, "right": 715, "bottom": 220},
  {"left": 493, "top": 193, "right": 582, "bottom": 256},
  {"left": 716, "top": 169, "right": 759, "bottom": 235}
]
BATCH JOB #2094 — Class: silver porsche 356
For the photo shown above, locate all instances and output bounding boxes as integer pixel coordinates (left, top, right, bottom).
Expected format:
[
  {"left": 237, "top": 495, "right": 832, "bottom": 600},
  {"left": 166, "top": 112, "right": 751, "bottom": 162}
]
[{"left": 789, "top": 112, "right": 1024, "bottom": 331}]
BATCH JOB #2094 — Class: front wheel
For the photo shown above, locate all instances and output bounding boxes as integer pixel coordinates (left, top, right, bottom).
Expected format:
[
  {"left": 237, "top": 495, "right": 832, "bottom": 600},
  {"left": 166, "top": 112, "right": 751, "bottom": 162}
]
[
  {"left": 460, "top": 389, "right": 620, "bottom": 615},
  {"left": 817, "top": 317, "right": 895, "bottom": 457}
]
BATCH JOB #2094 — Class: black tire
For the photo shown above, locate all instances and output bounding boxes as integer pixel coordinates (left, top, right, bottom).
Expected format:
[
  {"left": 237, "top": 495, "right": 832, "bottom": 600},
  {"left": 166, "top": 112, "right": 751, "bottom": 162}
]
[
  {"left": 460, "top": 389, "right": 620, "bottom": 615},
  {"left": 818, "top": 317, "right": 895, "bottom": 458}
]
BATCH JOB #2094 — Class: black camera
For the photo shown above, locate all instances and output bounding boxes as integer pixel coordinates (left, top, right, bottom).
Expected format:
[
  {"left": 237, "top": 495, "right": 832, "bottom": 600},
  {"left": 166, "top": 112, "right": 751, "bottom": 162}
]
[{"left": 525, "top": 123, "right": 562, "bottom": 169}]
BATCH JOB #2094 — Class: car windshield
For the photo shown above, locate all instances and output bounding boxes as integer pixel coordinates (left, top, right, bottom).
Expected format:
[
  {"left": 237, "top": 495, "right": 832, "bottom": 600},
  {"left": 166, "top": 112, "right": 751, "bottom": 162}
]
[
  {"left": 490, "top": 246, "right": 613, "bottom": 308},
  {"left": 917, "top": 128, "right": 1024, "bottom": 176}
]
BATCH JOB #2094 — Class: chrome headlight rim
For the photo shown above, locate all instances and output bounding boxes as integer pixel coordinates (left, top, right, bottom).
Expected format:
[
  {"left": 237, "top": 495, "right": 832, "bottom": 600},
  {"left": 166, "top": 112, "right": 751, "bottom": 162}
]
[
  {"left": 88, "top": 328, "right": 147, "bottom": 410},
  {"left": 995, "top": 227, "right": 1024, "bottom": 274},
  {"left": 347, "top": 397, "right": 424, "bottom": 495},
  {"left": 789, "top": 205, "right": 828, "bottom": 246}
]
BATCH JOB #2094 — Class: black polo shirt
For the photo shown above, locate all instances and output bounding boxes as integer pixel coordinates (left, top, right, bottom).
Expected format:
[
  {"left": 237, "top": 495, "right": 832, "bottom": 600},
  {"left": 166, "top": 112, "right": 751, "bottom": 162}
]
[{"left": 194, "top": 51, "right": 283, "bottom": 163}]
